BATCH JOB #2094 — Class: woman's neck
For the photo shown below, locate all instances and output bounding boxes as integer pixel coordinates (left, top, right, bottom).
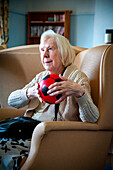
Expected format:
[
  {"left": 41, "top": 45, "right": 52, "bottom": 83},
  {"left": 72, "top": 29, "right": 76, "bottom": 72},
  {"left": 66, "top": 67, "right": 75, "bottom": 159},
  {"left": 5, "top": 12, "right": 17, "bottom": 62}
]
[{"left": 49, "top": 66, "right": 65, "bottom": 75}]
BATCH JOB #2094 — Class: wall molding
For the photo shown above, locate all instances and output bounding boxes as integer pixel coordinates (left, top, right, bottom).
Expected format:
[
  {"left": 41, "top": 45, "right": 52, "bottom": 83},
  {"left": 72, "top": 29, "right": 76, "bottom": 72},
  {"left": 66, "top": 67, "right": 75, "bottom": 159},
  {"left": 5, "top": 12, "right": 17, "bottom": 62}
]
[{"left": 9, "top": 11, "right": 27, "bottom": 16}]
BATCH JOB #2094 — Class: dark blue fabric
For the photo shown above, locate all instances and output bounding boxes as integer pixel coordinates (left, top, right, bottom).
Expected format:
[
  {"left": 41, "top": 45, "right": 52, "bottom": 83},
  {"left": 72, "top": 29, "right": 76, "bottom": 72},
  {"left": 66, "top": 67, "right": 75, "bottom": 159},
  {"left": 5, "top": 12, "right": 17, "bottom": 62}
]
[
  {"left": 0, "top": 116, "right": 41, "bottom": 140},
  {"left": 104, "top": 165, "right": 112, "bottom": 170}
]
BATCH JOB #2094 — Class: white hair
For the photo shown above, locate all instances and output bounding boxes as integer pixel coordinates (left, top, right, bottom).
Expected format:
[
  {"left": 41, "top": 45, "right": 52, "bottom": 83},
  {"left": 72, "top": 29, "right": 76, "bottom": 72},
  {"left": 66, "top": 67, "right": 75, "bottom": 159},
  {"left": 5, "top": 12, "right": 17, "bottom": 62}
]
[{"left": 39, "top": 30, "right": 75, "bottom": 67}]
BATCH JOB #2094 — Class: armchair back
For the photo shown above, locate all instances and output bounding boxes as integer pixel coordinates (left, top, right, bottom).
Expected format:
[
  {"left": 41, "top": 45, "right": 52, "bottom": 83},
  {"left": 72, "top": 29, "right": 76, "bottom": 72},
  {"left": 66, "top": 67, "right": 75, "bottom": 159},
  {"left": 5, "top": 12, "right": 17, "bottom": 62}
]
[
  {"left": 74, "top": 45, "right": 113, "bottom": 129},
  {"left": 0, "top": 45, "right": 44, "bottom": 108}
]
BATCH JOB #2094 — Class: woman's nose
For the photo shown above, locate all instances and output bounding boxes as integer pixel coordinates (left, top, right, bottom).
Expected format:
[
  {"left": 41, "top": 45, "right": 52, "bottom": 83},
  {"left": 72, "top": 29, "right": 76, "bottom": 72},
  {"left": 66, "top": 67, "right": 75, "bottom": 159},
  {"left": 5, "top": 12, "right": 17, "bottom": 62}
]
[{"left": 43, "top": 49, "right": 49, "bottom": 57}]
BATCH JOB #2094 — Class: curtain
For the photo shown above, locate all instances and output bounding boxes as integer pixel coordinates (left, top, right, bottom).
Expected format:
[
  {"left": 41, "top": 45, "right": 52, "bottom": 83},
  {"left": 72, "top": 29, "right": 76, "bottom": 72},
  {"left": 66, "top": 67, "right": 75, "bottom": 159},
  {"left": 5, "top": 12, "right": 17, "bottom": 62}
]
[{"left": 0, "top": 0, "right": 9, "bottom": 46}]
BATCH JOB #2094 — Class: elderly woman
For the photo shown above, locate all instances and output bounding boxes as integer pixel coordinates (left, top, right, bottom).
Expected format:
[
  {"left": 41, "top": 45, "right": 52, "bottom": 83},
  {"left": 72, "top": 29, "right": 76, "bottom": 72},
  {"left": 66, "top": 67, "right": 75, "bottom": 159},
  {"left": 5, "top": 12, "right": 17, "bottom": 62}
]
[
  {"left": 8, "top": 30, "right": 99, "bottom": 122},
  {"left": 0, "top": 30, "right": 99, "bottom": 169}
]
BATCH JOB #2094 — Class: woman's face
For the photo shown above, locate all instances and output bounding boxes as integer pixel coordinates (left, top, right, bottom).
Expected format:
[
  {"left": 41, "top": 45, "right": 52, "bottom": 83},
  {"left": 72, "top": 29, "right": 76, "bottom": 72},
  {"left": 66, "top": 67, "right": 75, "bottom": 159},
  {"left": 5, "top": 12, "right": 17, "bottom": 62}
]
[{"left": 40, "top": 37, "right": 64, "bottom": 74}]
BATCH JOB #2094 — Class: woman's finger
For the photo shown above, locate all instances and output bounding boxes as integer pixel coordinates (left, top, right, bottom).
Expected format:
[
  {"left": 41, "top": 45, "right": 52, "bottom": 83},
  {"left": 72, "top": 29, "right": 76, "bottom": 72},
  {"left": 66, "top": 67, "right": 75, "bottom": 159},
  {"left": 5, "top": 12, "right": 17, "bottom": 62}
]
[
  {"left": 59, "top": 74, "right": 68, "bottom": 81},
  {"left": 55, "top": 95, "right": 66, "bottom": 104}
]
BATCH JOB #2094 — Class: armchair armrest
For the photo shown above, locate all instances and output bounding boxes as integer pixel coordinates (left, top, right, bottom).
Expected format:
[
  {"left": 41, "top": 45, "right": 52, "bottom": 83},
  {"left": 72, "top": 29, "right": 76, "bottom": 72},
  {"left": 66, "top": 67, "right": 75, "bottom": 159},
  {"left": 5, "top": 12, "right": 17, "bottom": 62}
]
[
  {"left": 0, "top": 108, "right": 25, "bottom": 121},
  {"left": 22, "top": 121, "right": 112, "bottom": 170},
  {"left": 43, "top": 121, "right": 99, "bottom": 131}
]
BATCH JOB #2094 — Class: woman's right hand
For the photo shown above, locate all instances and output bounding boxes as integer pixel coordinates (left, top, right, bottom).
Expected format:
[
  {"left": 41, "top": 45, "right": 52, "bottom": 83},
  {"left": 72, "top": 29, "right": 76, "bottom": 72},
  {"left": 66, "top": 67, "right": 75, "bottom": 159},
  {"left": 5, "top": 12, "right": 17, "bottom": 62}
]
[{"left": 26, "top": 83, "right": 43, "bottom": 102}]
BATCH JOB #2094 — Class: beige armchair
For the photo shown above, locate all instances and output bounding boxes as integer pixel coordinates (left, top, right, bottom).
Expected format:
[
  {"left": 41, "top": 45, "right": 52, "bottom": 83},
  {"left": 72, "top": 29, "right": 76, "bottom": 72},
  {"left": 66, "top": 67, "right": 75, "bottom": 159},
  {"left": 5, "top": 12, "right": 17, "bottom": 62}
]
[{"left": 0, "top": 44, "right": 113, "bottom": 170}]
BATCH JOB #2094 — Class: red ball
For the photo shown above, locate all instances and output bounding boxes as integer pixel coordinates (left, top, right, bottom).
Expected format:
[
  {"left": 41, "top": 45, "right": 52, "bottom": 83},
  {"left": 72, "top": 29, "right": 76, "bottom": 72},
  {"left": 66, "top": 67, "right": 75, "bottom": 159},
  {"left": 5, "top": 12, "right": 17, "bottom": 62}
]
[{"left": 38, "top": 74, "right": 63, "bottom": 104}]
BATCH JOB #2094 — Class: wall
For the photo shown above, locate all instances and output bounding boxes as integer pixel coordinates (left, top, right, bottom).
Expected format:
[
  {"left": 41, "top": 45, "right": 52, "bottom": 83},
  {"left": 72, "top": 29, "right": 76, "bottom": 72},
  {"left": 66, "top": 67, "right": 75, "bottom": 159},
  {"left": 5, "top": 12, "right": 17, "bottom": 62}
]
[
  {"left": 8, "top": 11, "right": 27, "bottom": 47},
  {"left": 8, "top": 0, "right": 113, "bottom": 48},
  {"left": 29, "top": 0, "right": 95, "bottom": 48},
  {"left": 93, "top": 0, "right": 113, "bottom": 46},
  {"left": 8, "top": 0, "right": 95, "bottom": 48},
  {"left": 8, "top": 0, "right": 29, "bottom": 47},
  {"left": 28, "top": 0, "right": 95, "bottom": 14},
  {"left": 70, "top": 14, "right": 94, "bottom": 47}
]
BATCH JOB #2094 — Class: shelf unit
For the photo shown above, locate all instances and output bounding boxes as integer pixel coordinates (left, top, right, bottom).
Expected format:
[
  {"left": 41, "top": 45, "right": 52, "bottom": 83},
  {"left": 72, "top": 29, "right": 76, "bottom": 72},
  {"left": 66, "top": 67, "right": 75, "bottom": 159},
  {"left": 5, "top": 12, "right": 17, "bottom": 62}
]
[{"left": 27, "top": 10, "right": 72, "bottom": 44}]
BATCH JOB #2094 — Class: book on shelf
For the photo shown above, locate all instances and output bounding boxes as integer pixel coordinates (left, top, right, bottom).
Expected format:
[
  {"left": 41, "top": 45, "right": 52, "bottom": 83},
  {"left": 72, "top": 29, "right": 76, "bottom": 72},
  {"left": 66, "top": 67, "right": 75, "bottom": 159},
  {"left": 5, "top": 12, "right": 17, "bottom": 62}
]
[
  {"left": 54, "top": 14, "right": 65, "bottom": 22},
  {"left": 30, "top": 26, "right": 64, "bottom": 37},
  {"left": 48, "top": 17, "right": 54, "bottom": 21},
  {"left": 30, "top": 26, "right": 34, "bottom": 36},
  {"left": 30, "top": 14, "right": 65, "bottom": 25},
  {"left": 54, "top": 26, "right": 64, "bottom": 35},
  {"left": 60, "top": 14, "right": 65, "bottom": 21}
]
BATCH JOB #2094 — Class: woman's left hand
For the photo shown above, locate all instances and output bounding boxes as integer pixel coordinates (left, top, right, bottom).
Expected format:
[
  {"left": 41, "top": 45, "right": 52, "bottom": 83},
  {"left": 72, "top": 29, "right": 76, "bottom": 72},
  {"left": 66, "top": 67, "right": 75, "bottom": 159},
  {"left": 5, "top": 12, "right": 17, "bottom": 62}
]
[{"left": 47, "top": 75, "right": 85, "bottom": 104}]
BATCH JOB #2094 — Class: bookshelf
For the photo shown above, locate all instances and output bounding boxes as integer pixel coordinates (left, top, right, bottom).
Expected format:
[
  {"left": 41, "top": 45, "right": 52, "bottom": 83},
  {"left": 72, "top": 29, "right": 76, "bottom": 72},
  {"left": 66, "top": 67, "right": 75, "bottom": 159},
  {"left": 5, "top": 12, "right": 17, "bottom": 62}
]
[{"left": 27, "top": 10, "right": 72, "bottom": 44}]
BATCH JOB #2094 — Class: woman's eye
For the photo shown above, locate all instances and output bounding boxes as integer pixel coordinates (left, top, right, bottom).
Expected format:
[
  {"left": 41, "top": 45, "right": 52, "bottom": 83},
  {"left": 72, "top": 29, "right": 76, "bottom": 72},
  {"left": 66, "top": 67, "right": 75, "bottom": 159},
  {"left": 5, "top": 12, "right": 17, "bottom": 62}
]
[
  {"left": 41, "top": 47, "right": 45, "bottom": 52},
  {"left": 48, "top": 48, "right": 52, "bottom": 51}
]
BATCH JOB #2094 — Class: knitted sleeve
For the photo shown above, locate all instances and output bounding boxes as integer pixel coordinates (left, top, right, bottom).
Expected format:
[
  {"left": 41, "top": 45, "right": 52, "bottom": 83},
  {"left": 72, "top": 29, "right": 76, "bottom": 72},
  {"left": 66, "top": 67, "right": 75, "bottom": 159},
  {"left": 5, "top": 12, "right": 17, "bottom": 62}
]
[
  {"left": 8, "top": 89, "right": 29, "bottom": 108},
  {"left": 75, "top": 71, "right": 99, "bottom": 122},
  {"left": 76, "top": 92, "right": 99, "bottom": 122},
  {"left": 8, "top": 71, "right": 47, "bottom": 108}
]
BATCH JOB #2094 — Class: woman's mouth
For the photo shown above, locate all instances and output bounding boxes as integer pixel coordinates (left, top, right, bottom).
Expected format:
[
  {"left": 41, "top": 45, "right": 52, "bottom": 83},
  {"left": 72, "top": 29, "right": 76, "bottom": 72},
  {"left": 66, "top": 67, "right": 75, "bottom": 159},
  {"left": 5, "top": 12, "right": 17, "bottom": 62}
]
[{"left": 44, "top": 60, "right": 52, "bottom": 64}]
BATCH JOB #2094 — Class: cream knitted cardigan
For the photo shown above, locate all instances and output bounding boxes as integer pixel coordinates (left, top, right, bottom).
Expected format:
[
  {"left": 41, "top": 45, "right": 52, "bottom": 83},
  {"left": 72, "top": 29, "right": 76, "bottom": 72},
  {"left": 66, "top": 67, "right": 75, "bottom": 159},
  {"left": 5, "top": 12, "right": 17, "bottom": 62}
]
[{"left": 8, "top": 64, "right": 99, "bottom": 122}]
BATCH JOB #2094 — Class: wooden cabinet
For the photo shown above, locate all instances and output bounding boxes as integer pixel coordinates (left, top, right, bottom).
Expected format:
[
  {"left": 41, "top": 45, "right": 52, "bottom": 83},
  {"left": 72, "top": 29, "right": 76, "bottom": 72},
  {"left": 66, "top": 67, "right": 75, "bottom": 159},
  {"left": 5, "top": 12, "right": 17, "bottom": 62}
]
[{"left": 27, "top": 11, "right": 72, "bottom": 44}]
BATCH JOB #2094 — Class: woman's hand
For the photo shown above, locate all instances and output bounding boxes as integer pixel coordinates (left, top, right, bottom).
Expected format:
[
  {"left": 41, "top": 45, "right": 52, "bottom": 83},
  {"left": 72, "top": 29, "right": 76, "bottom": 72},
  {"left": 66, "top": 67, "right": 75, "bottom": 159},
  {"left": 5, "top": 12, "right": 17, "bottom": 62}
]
[
  {"left": 26, "top": 83, "right": 43, "bottom": 102},
  {"left": 47, "top": 75, "right": 85, "bottom": 104}
]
